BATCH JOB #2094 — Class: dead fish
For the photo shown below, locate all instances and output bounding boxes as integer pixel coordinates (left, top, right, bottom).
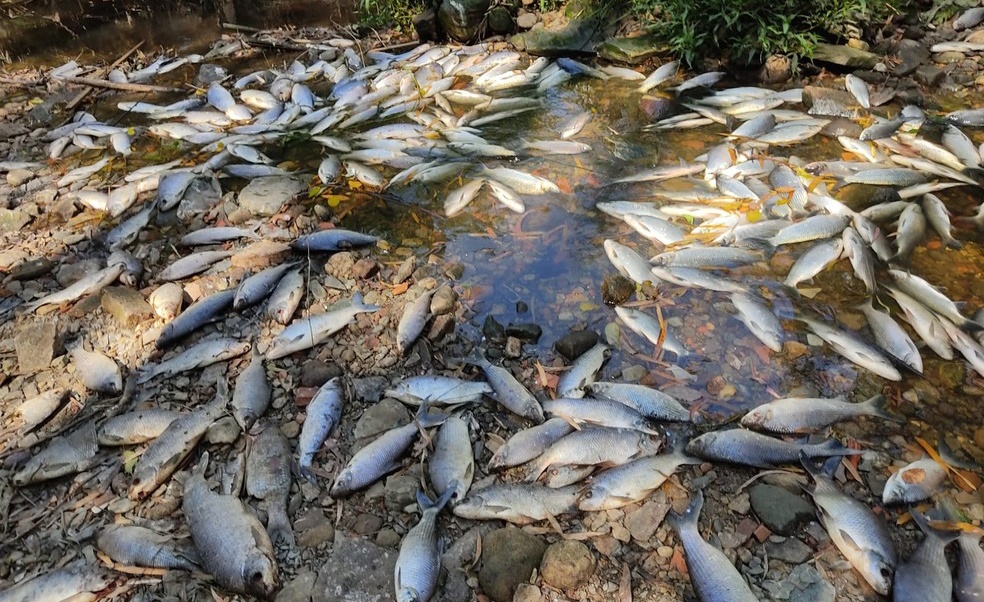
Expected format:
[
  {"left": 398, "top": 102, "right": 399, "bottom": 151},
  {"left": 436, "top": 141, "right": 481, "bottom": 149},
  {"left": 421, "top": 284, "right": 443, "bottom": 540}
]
[
  {"left": 0, "top": 563, "right": 112, "bottom": 602},
  {"left": 234, "top": 263, "right": 296, "bottom": 310},
  {"left": 801, "top": 454, "right": 897, "bottom": 596},
  {"left": 265, "top": 267, "right": 304, "bottom": 325},
  {"left": 956, "top": 530, "right": 984, "bottom": 602},
  {"left": 857, "top": 301, "right": 923, "bottom": 374},
  {"left": 97, "top": 524, "right": 199, "bottom": 571},
  {"left": 487, "top": 417, "right": 573, "bottom": 472},
  {"left": 578, "top": 442, "right": 698, "bottom": 511},
  {"left": 799, "top": 317, "right": 902, "bottom": 381},
  {"left": 22, "top": 263, "right": 123, "bottom": 313},
  {"left": 232, "top": 347, "right": 271, "bottom": 430},
  {"left": 129, "top": 393, "right": 226, "bottom": 500},
  {"left": 298, "top": 377, "right": 344, "bottom": 482},
  {"left": 397, "top": 289, "right": 435, "bottom": 354},
  {"left": 464, "top": 348, "right": 544, "bottom": 423},
  {"left": 246, "top": 421, "right": 295, "bottom": 548},
  {"left": 184, "top": 453, "right": 278, "bottom": 599},
  {"left": 290, "top": 229, "right": 378, "bottom": 253},
  {"left": 156, "top": 289, "right": 235, "bottom": 349},
  {"left": 180, "top": 226, "right": 260, "bottom": 247},
  {"left": 69, "top": 341, "right": 122, "bottom": 394},
  {"left": 882, "top": 457, "right": 947, "bottom": 505},
  {"left": 265, "top": 293, "right": 379, "bottom": 360},
  {"left": 586, "top": 382, "right": 691, "bottom": 422},
  {"left": 12, "top": 388, "right": 68, "bottom": 434},
  {"left": 667, "top": 490, "right": 759, "bottom": 602},
  {"left": 385, "top": 375, "right": 492, "bottom": 407},
  {"left": 149, "top": 282, "right": 185, "bottom": 322},
  {"left": 740, "top": 394, "right": 899, "bottom": 434},
  {"left": 394, "top": 488, "right": 455, "bottom": 602},
  {"left": 453, "top": 483, "right": 580, "bottom": 524},
  {"left": 428, "top": 413, "right": 474, "bottom": 502},
  {"left": 845, "top": 74, "right": 870, "bottom": 109},
  {"left": 888, "top": 270, "right": 983, "bottom": 332},
  {"left": 614, "top": 305, "right": 691, "bottom": 358},
  {"left": 892, "top": 510, "right": 958, "bottom": 602},
  {"left": 13, "top": 421, "right": 98, "bottom": 485},
  {"left": 138, "top": 337, "right": 250, "bottom": 383},
  {"left": 527, "top": 426, "right": 661, "bottom": 482},
  {"left": 444, "top": 178, "right": 485, "bottom": 217},
  {"left": 729, "top": 292, "right": 783, "bottom": 353},
  {"left": 543, "top": 398, "right": 660, "bottom": 435},
  {"left": 686, "top": 428, "right": 861, "bottom": 468},
  {"left": 98, "top": 408, "right": 182, "bottom": 445},
  {"left": 157, "top": 250, "right": 233, "bottom": 282},
  {"left": 557, "top": 343, "right": 609, "bottom": 398}
]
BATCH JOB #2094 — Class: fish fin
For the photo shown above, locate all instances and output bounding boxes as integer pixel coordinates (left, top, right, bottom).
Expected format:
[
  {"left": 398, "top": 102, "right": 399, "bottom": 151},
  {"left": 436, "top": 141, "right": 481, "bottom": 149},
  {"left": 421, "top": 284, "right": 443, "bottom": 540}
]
[
  {"left": 959, "top": 317, "right": 984, "bottom": 333},
  {"left": 192, "top": 451, "right": 210, "bottom": 477},
  {"left": 910, "top": 509, "right": 960, "bottom": 543},
  {"left": 266, "top": 506, "right": 296, "bottom": 548},
  {"left": 351, "top": 291, "right": 381, "bottom": 312},
  {"left": 462, "top": 347, "right": 488, "bottom": 367},
  {"left": 838, "top": 529, "right": 864, "bottom": 557},
  {"left": 667, "top": 489, "right": 703, "bottom": 532},
  {"left": 863, "top": 394, "right": 904, "bottom": 424}
]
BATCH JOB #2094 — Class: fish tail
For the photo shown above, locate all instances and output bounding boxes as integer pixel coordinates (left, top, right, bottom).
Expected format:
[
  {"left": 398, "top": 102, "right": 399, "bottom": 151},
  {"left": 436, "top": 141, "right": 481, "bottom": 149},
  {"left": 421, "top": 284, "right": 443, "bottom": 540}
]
[
  {"left": 944, "top": 236, "right": 965, "bottom": 250},
  {"left": 959, "top": 317, "right": 984, "bottom": 333},
  {"left": 863, "top": 394, "right": 904, "bottom": 424},
  {"left": 462, "top": 347, "right": 488, "bottom": 367},
  {"left": 267, "top": 505, "right": 296, "bottom": 548},
  {"left": 910, "top": 509, "right": 960, "bottom": 544},
  {"left": 667, "top": 489, "right": 703, "bottom": 532},
  {"left": 815, "top": 439, "right": 863, "bottom": 459},
  {"left": 417, "top": 485, "right": 456, "bottom": 512},
  {"left": 351, "top": 291, "right": 381, "bottom": 313}
]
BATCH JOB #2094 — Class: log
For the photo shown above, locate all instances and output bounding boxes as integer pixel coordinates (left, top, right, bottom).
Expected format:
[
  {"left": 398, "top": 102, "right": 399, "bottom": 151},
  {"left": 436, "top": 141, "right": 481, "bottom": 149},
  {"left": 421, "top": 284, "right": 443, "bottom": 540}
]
[
  {"left": 65, "top": 41, "right": 144, "bottom": 112},
  {"left": 60, "top": 77, "right": 183, "bottom": 94}
]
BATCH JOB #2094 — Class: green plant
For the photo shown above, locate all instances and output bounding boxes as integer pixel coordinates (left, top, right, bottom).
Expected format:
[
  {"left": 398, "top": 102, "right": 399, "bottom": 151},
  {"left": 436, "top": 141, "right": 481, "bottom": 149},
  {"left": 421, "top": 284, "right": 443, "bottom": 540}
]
[
  {"left": 630, "top": 0, "right": 885, "bottom": 67},
  {"left": 358, "top": 0, "right": 426, "bottom": 32},
  {"left": 922, "top": 0, "right": 979, "bottom": 23}
]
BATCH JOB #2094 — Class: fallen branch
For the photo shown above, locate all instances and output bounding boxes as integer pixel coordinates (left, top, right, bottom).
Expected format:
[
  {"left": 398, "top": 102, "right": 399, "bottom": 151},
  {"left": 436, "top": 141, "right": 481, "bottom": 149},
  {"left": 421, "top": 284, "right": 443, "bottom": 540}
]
[
  {"left": 59, "top": 76, "right": 182, "bottom": 94},
  {"left": 65, "top": 41, "right": 144, "bottom": 112}
]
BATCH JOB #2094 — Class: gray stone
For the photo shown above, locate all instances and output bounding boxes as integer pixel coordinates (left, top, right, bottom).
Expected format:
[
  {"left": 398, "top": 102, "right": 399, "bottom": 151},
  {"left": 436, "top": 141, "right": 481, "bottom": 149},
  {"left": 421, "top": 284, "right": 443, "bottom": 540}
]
[
  {"left": 196, "top": 64, "right": 228, "bottom": 86},
  {"left": 935, "top": 50, "right": 966, "bottom": 64},
  {"left": 413, "top": 7, "right": 440, "bottom": 42},
  {"left": 438, "top": 0, "right": 491, "bottom": 42},
  {"left": 437, "top": 525, "right": 492, "bottom": 602},
  {"left": 802, "top": 86, "right": 866, "bottom": 119},
  {"left": 300, "top": 359, "right": 342, "bottom": 388},
  {"left": 820, "top": 117, "right": 863, "bottom": 138},
  {"left": 765, "top": 537, "right": 812, "bottom": 563},
  {"left": 0, "top": 208, "right": 30, "bottom": 232},
  {"left": 353, "top": 398, "right": 410, "bottom": 442},
  {"left": 176, "top": 175, "right": 222, "bottom": 221},
  {"left": 15, "top": 321, "right": 58, "bottom": 373},
  {"left": 914, "top": 65, "right": 945, "bottom": 87},
  {"left": 639, "top": 95, "right": 676, "bottom": 121},
  {"left": 375, "top": 528, "right": 400, "bottom": 548},
  {"left": 384, "top": 473, "right": 419, "bottom": 512},
  {"left": 430, "top": 285, "right": 457, "bottom": 316},
  {"left": 6, "top": 168, "right": 33, "bottom": 187},
  {"left": 0, "top": 123, "right": 28, "bottom": 140},
  {"left": 100, "top": 286, "right": 153, "bottom": 327},
  {"left": 895, "top": 39, "right": 929, "bottom": 75},
  {"left": 787, "top": 564, "right": 836, "bottom": 602},
  {"left": 624, "top": 498, "right": 670, "bottom": 541},
  {"left": 487, "top": 6, "right": 513, "bottom": 33},
  {"left": 811, "top": 43, "right": 880, "bottom": 69},
  {"left": 511, "top": 17, "right": 605, "bottom": 56},
  {"left": 539, "top": 540, "right": 595, "bottom": 589},
  {"left": 238, "top": 176, "right": 306, "bottom": 217},
  {"left": 351, "top": 376, "right": 390, "bottom": 403},
  {"left": 205, "top": 416, "right": 241, "bottom": 445},
  {"left": 749, "top": 484, "right": 816, "bottom": 535},
  {"left": 554, "top": 330, "right": 598, "bottom": 360},
  {"left": 313, "top": 533, "right": 395, "bottom": 601},
  {"left": 512, "top": 584, "right": 542, "bottom": 602},
  {"left": 275, "top": 569, "right": 317, "bottom": 602},
  {"left": 516, "top": 12, "right": 537, "bottom": 29},
  {"left": 596, "top": 34, "right": 668, "bottom": 65},
  {"left": 479, "top": 527, "right": 546, "bottom": 602}
]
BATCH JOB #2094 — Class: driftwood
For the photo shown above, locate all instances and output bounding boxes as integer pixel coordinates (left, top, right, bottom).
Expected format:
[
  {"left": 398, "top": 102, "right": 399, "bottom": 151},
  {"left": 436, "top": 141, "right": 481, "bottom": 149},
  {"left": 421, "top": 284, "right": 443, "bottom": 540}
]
[
  {"left": 60, "top": 76, "right": 183, "bottom": 94},
  {"left": 64, "top": 41, "right": 144, "bottom": 112}
]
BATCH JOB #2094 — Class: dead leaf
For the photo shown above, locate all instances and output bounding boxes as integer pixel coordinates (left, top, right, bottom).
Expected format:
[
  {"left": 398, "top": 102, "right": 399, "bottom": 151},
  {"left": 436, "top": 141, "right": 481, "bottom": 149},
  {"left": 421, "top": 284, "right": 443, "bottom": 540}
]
[{"left": 669, "top": 548, "right": 688, "bottom": 574}]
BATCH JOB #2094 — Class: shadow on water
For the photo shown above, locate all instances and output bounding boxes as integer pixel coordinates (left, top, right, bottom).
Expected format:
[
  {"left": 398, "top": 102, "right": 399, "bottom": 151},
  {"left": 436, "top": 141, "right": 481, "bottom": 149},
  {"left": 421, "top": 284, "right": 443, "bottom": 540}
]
[{"left": 0, "top": 0, "right": 356, "bottom": 64}]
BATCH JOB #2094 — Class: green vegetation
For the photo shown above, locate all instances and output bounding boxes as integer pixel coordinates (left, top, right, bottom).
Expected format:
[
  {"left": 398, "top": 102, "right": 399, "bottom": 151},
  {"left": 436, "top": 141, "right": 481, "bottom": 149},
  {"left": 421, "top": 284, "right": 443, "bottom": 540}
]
[
  {"left": 922, "top": 0, "right": 979, "bottom": 23},
  {"left": 628, "top": 0, "right": 893, "bottom": 67},
  {"left": 359, "top": 0, "right": 427, "bottom": 32}
]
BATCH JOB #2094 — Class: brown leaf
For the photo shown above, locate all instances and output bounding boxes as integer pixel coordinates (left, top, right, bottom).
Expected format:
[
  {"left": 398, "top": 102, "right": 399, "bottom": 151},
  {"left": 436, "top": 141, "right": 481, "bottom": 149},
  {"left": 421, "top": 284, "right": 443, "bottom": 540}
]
[{"left": 670, "top": 548, "right": 688, "bottom": 575}]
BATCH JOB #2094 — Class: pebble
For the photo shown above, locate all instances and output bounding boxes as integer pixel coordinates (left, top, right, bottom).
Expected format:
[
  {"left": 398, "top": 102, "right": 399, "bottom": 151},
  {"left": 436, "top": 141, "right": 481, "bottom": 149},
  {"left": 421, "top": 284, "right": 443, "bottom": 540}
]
[
  {"left": 765, "top": 537, "right": 813, "bottom": 564},
  {"left": 350, "top": 375, "right": 390, "bottom": 403},
  {"left": 384, "top": 473, "right": 419, "bottom": 513},
  {"left": 623, "top": 497, "right": 670, "bottom": 541},
  {"left": 479, "top": 527, "right": 546, "bottom": 602},
  {"left": 512, "top": 583, "right": 542, "bottom": 602},
  {"left": 275, "top": 569, "right": 317, "bottom": 602},
  {"left": 516, "top": 12, "right": 537, "bottom": 29},
  {"left": 540, "top": 540, "right": 595, "bottom": 590},
  {"left": 15, "top": 321, "right": 58, "bottom": 373},
  {"left": 375, "top": 528, "right": 400, "bottom": 548},
  {"left": 749, "top": 484, "right": 816, "bottom": 535},
  {"left": 299, "top": 359, "right": 341, "bottom": 387},
  {"left": 554, "top": 329, "right": 598, "bottom": 360},
  {"left": 353, "top": 513, "right": 383, "bottom": 535},
  {"left": 312, "top": 533, "right": 394, "bottom": 600},
  {"left": 205, "top": 416, "right": 241, "bottom": 445}
]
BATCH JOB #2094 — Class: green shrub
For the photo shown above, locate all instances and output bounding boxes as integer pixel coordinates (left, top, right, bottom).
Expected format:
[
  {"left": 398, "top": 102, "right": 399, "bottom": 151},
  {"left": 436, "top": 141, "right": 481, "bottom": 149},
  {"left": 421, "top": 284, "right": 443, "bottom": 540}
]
[
  {"left": 629, "top": 0, "right": 889, "bottom": 67},
  {"left": 359, "top": 0, "right": 427, "bottom": 31},
  {"left": 922, "top": 0, "right": 979, "bottom": 23}
]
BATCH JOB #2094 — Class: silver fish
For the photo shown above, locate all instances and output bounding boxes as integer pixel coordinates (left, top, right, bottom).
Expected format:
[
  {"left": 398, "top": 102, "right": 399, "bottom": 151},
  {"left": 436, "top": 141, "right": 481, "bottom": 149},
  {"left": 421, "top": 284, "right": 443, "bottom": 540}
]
[
  {"left": 882, "top": 457, "right": 947, "bottom": 505},
  {"left": 604, "top": 240, "right": 657, "bottom": 286},
  {"left": 783, "top": 239, "right": 843, "bottom": 288},
  {"left": 246, "top": 421, "right": 295, "bottom": 548},
  {"left": 487, "top": 417, "right": 573, "bottom": 471},
  {"left": 667, "top": 490, "right": 759, "bottom": 602},
  {"left": 543, "top": 398, "right": 659, "bottom": 435},
  {"left": 97, "top": 524, "right": 198, "bottom": 571},
  {"left": 481, "top": 166, "right": 558, "bottom": 194},
  {"left": 23, "top": 263, "right": 123, "bottom": 313},
  {"left": 730, "top": 292, "right": 783, "bottom": 352},
  {"left": 265, "top": 267, "right": 304, "bottom": 325},
  {"left": 180, "top": 226, "right": 260, "bottom": 247},
  {"left": 888, "top": 270, "right": 983, "bottom": 332},
  {"left": 444, "top": 178, "right": 485, "bottom": 217},
  {"left": 232, "top": 347, "right": 271, "bottom": 430},
  {"left": 799, "top": 317, "right": 902, "bottom": 381},
  {"left": 686, "top": 429, "right": 861, "bottom": 468},
  {"left": 69, "top": 342, "right": 122, "bottom": 394},
  {"left": 485, "top": 180, "right": 526, "bottom": 213},
  {"left": 13, "top": 421, "right": 98, "bottom": 485},
  {"left": 649, "top": 266, "right": 748, "bottom": 294},
  {"left": 942, "top": 124, "right": 981, "bottom": 169},
  {"left": 234, "top": 263, "right": 295, "bottom": 310},
  {"left": 394, "top": 488, "right": 455, "bottom": 602},
  {"left": 527, "top": 426, "right": 661, "bottom": 481},
  {"left": 184, "top": 453, "right": 278, "bottom": 598},
  {"left": 465, "top": 349, "right": 544, "bottom": 423},
  {"left": 857, "top": 302, "right": 923, "bottom": 373},
  {"left": 672, "top": 71, "right": 724, "bottom": 93},
  {"left": 12, "top": 388, "right": 67, "bottom": 434},
  {"left": 766, "top": 214, "right": 850, "bottom": 246},
  {"left": 266, "top": 293, "right": 379, "bottom": 360},
  {"left": 578, "top": 443, "right": 697, "bottom": 511},
  {"left": 429, "top": 414, "right": 474, "bottom": 502},
  {"left": 397, "top": 289, "right": 435, "bottom": 354},
  {"left": 385, "top": 375, "right": 492, "bottom": 407},
  {"left": 156, "top": 289, "right": 235, "bottom": 349},
  {"left": 453, "top": 483, "right": 580, "bottom": 524},
  {"left": 801, "top": 455, "right": 897, "bottom": 595},
  {"left": 138, "top": 338, "right": 251, "bottom": 383},
  {"left": 841, "top": 227, "right": 876, "bottom": 294},
  {"left": 622, "top": 214, "right": 687, "bottom": 246},
  {"left": 290, "top": 229, "right": 378, "bottom": 252},
  {"left": 157, "top": 250, "right": 233, "bottom": 282},
  {"left": 956, "top": 531, "right": 984, "bottom": 602},
  {"left": 298, "top": 377, "right": 344, "bottom": 482},
  {"left": 922, "top": 193, "right": 962, "bottom": 249},
  {"left": 557, "top": 343, "right": 609, "bottom": 398},
  {"left": 614, "top": 305, "right": 690, "bottom": 358},
  {"left": 844, "top": 168, "right": 926, "bottom": 186},
  {"left": 893, "top": 511, "right": 958, "bottom": 602},
  {"left": 893, "top": 202, "right": 926, "bottom": 262},
  {"left": 651, "top": 246, "right": 761, "bottom": 269},
  {"left": 0, "top": 563, "right": 112, "bottom": 602},
  {"left": 740, "top": 394, "right": 897, "bottom": 434},
  {"left": 884, "top": 286, "right": 954, "bottom": 360},
  {"left": 586, "top": 382, "right": 690, "bottom": 422},
  {"left": 98, "top": 408, "right": 181, "bottom": 445},
  {"left": 844, "top": 74, "right": 870, "bottom": 108}
]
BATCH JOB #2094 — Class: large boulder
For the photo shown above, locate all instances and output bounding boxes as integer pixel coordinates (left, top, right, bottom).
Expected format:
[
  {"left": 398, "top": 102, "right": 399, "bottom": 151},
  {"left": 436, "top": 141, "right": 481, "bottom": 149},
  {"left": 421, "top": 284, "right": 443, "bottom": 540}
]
[{"left": 438, "top": 0, "right": 492, "bottom": 43}]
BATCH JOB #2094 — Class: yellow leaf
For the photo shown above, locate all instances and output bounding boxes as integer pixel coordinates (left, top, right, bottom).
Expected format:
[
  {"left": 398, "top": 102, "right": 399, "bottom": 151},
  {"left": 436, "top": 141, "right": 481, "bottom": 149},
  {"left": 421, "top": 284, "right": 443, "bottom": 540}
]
[
  {"left": 122, "top": 450, "right": 140, "bottom": 474},
  {"left": 326, "top": 194, "right": 346, "bottom": 207},
  {"left": 348, "top": 180, "right": 363, "bottom": 190}
]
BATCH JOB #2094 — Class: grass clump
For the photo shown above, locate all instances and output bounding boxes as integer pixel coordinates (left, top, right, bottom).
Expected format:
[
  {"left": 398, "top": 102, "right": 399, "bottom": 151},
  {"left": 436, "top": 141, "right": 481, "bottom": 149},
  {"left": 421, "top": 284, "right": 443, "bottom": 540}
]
[{"left": 358, "top": 0, "right": 427, "bottom": 32}]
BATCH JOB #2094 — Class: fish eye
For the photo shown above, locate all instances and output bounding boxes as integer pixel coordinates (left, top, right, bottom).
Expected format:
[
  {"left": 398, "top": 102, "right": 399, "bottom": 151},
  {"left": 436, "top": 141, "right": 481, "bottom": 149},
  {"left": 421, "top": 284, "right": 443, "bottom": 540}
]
[
  {"left": 251, "top": 571, "right": 265, "bottom": 583},
  {"left": 879, "top": 567, "right": 891, "bottom": 578}
]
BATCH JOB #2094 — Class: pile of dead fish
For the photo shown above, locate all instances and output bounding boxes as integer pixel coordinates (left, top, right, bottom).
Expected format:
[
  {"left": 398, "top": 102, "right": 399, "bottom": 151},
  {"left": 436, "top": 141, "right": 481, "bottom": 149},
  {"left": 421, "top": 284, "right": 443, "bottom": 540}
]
[{"left": 3, "top": 11, "right": 984, "bottom": 600}]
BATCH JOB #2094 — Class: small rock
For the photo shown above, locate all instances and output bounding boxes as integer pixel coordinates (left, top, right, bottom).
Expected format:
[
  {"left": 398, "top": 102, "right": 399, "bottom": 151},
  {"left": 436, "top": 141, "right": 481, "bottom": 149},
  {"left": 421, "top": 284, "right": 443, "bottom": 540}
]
[
  {"left": 238, "top": 176, "right": 306, "bottom": 217},
  {"left": 846, "top": 38, "right": 870, "bottom": 51},
  {"left": 914, "top": 65, "right": 945, "bottom": 87},
  {"left": 352, "top": 258, "right": 379, "bottom": 279},
  {"left": 504, "top": 336, "right": 522, "bottom": 358},
  {"left": 300, "top": 359, "right": 342, "bottom": 387},
  {"left": 935, "top": 50, "right": 966, "bottom": 64},
  {"left": 351, "top": 376, "right": 390, "bottom": 403},
  {"left": 512, "top": 583, "right": 542, "bottom": 602},
  {"left": 430, "top": 285, "right": 457, "bottom": 316},
  {"left": 427, "top": 314, "right": 456, "bottom": 341},
  {"left": 788, "top": 563, "right": 836, "bottom": 602},
  {"left": 554, "top": 330, "right": 598, "bottom": 360},
  {"left": 384, "top": 473, "right": 419, "bottom": 513},
  {"left": 196, "top": 64, "right": 228, "bottom": 85},
  {"left": 7, "top": 257, "right": 54, "bottom": 281},
  {"left": 354, "top": 399, "right": 410, "bottom": 441},
  {"left": 15, "top": 321, "right": 58, "bottom": 373},
  {"left": 487, "top": 5, "right": 513, "bottom": 33},
  {"left": 297, "top": 521, "right": 335, "bottom": 548},
  {"left": 811, "top": 43, "right": 880, "bottom": 69},
  {"left": 506, "top": 323, "right": 542, "bottom": 343},
  {"left": 766, "top": 537, "right": 812, "bottom": 564},
  {"left": 275, "top": 569, "right": 317, "bottom": 602},
  {"left": 205, "top": 416, "right": 241, "bottom": 445},
  {"left": 353, "top": 513, "right": 383, "bottom": 535},
  {"left": 516, "top": 12, "right": 537, "bottom": 29},
  {"left": 313, "top": 533, "right": 395, "bottom": 599},
  {"left": 728, "top": 492, "right": 751, "bottom": 514},
  {"left": 483, "top": 315, "right": 507, "bottom": 345},
  {"left": 281, "top": 421, "right": 300, "bottom": 438},
  {"left": 479, "top": 527, "right": 546, "bottom": 602},
  {"left": 100, "top": 287, "right": 153, "bottom": 327},
  {"left": 55, "top": 259, "right": 101, "bottom": 287},
  {"left": 759, "top": 54, "right": 792, "bottom": 84},
  {"left": 749, "top": 484, "right": 816, "bottom": 535},
  {"left": 540, "top": 540, "right": 595, "bottom": 590},
  {"left": 413, "top": 7, "right": 441, "bottom": 42},
  {"left": 0, "top": 209, "right": 30, "bottom": 232},
  {"left": 624, "top": 499, "right": 670, "bottom": 541},
  {"left": 6, "top": 168, "right": 33, "bottom": 187},
  {"left": 894, "top": 39, "right": 929, "bottom": 75},
  {"left": 975, "top": 427, "right": 984, "bottom": 450}
]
